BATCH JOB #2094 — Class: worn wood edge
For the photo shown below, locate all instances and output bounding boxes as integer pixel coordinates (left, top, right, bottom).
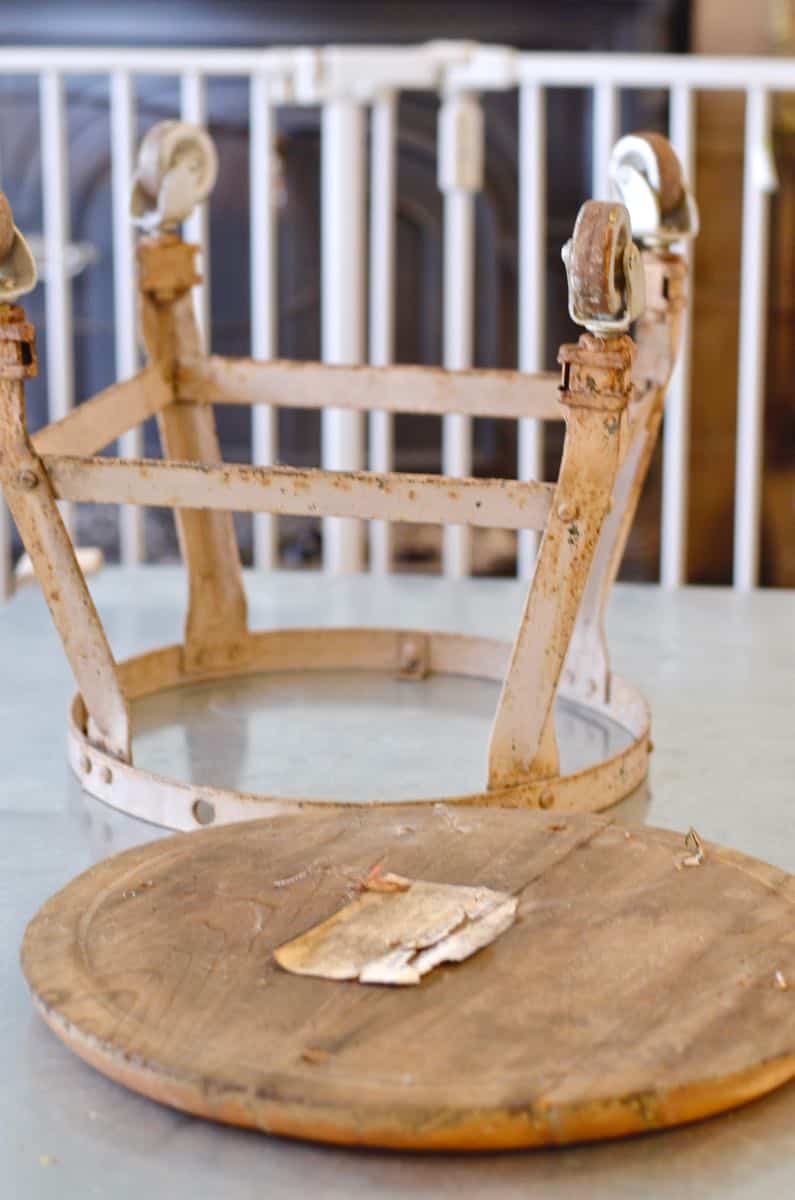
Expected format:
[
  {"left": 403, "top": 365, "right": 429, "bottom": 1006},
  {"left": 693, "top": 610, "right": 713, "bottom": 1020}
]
[
  {"left": 23, "top": 999, "right": 795, "bottom": 1151},
  {"left": 65, "top": 627, "right": 650, "bottom": 831},
  {"left": 177, "top": 356, "right": 565, "bottom": 422},
  {"left": 31, "top": 366, "right": 171, "bottom": 457},
  {"left": 20, "top": 822, "right": 795, "bottom": 1152},
  {"left": 45, "top": 455, "right": 555, "bottom": 533}
]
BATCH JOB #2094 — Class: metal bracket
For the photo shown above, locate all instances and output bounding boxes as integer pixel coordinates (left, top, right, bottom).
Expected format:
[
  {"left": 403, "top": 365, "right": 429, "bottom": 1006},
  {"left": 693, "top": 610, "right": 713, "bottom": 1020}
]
[
  {"left": 397, "top": 634, "right": 431, "bottom": 680},
  {"left": 0, "top": 306, "right": 37, "bottom": 380},
  {"left": 137, "top": 235, "right": 201, "bottom": 304}
]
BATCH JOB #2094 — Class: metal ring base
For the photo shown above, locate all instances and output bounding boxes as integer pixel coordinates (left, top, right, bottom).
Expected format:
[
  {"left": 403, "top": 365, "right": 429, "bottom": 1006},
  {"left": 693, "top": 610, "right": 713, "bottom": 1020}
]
[{"left": 67, "top": 627, "right": 651, "bottom": 831}]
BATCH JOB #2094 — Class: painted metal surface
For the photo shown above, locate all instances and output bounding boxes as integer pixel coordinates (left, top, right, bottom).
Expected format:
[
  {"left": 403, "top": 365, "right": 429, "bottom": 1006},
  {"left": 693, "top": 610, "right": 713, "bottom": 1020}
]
[
  {"left": 0, "top": 129, "right": 691, "bottom": 827},
  {"left": 46, "top": 456, "right": 556, "bottom": 533}
]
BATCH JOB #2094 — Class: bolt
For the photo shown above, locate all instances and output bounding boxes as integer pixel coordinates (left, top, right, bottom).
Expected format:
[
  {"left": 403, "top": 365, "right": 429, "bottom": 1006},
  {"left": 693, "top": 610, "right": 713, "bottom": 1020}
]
[
  {"left": 193, "top": 798, "right": 215, "bottom": 826},
  {"left": 557, "top": 501, "right": 579, "bottom": 523},
  {"left": 16, "top": 469, "right": 38, "bottom": 490},
  {"left": 647, "top": 739, "right": 655, "bottom": 754},
  {"left": 100, "top": 765, "right": 113, "bottom": 785},
  {"left": 539, "top": 791, "right": 554, "bottom": 810}
]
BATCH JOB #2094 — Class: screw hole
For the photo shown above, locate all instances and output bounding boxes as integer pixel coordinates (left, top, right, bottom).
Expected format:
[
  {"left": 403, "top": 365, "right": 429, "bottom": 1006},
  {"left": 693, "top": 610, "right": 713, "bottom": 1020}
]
[{"left": 192, "top": 798, "right": 215, "bottom": 826}]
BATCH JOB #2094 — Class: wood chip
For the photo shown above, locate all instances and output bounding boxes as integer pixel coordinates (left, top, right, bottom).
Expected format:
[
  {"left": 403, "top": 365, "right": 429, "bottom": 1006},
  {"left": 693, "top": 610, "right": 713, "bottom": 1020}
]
[
  {"left": 361, "top": 868, "right": 412, "bottom": 894},
  {"left": 301, "top": 1046, "right": 331, "bottom": 1064},
  {"left": 677, "top": 827, "right": 706, "bottom": 869},
  {"left": 274, "top": 875, "right": 518, "bottom": 986}
]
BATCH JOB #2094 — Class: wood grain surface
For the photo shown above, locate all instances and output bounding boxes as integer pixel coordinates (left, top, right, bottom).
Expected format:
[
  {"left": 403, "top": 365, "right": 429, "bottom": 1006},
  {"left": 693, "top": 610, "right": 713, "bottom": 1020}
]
[{"left": 21, "top": 808, "right": 795, "bottom": 1151}]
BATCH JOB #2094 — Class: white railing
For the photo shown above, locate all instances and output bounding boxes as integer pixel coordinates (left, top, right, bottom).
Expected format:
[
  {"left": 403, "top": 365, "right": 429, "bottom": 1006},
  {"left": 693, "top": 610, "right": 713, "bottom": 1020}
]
[{"left": 0, "top": 43, "right": 786, "bottom": 593}]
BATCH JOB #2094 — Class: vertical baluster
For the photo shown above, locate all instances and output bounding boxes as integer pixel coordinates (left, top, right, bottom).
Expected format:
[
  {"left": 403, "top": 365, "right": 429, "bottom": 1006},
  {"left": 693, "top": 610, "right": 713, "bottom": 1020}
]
[
  {"left": 180, "top": 71, "right": 211, "bottom": 346},
  {"left": 250, "top": 71, "right": 279, "bottom": 569},
  {"left": 110, "top": 69, "right": 144, "bottom": 564},
  {"left": 661, "top": 83, "right": 695, "bottom": 588},
  {"left": 40, "top": 70, "right": 74, "bottom": 534},
  {"left": 368, "top": 90, "right": 397, "bottom": 574},
  {"left": 592, "top": 82, "right": 619, "bottom": 200},
  {"left": 517, "top": 81, "right": 547, "bottom": 579},
  {"left": 439, "top": 90, "right": 483, "bottom": 579},
  {"left": 734, "top": 87, "right": 775, "bottom": 590},
  {"left": 321, "top": 96, "right": 366, "bottom": 573}
]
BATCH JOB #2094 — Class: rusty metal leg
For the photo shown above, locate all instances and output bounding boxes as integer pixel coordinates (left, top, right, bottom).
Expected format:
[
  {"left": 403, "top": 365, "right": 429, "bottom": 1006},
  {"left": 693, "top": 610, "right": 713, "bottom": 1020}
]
[
  {"left": 0, "top": 305, "right": 130, "bottom": 760},
  {"left": 488, "top": 334, "right": 634, "bottom": 790},
  {"left": 138, "top": 235, "right": 248, "bottom": 673},
  {"left": 565, "top": 251, "right": 688, "bottom": 706}
]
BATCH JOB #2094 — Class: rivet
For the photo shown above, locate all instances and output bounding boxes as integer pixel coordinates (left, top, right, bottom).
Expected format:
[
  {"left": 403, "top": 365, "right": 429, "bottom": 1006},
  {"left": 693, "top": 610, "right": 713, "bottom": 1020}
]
[
  {"left": 17, "top": 468, "right": 38, "bottom": 490},
  {"left": 100, "top": 765, "right": 113, "bottom": 785},
  {"left": 192, "top": 798, "right": 215, "bottom": 826},
  {"left": 557, "top": 501, "right": 579, "bottom": 523},
  {"left": 539, "top": 791, "right": 554, "bottom": 810},
  {"left": 80, "top": 754, "right": 92, "bottom": 774}
]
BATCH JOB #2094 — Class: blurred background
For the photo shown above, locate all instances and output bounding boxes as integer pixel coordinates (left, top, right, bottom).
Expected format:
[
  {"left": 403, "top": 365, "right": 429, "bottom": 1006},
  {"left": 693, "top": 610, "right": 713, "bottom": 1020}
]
[{"left": 0, "top": 0, "right": 792, "bottom": 585}]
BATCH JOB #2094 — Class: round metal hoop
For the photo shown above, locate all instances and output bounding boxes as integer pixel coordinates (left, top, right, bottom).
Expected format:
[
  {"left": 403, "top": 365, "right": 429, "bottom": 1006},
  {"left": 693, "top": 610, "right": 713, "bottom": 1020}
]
[{"left": 68, "top": 627, "right": 651, "bottom": 831}]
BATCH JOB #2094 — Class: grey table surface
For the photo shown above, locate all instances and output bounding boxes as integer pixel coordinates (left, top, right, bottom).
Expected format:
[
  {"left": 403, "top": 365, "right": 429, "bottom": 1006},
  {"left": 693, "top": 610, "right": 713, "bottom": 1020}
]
[{"left": 1, "top": 567, "right": 794, "bottom": 1199}]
